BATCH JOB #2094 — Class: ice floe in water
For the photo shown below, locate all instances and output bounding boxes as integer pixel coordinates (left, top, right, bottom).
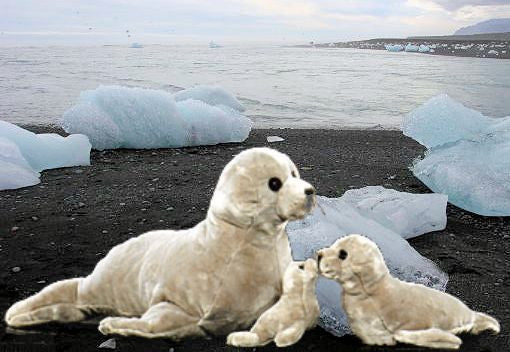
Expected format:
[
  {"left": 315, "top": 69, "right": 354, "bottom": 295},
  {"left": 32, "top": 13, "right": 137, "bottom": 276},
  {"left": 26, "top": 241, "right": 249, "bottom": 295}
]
[
  {"left": 287, "top": 186, "right": 448, "bottom": 336},
  {"left": 403, "top": 94, "right": 510, "bottom": 216},
  {"left": 0, "top": 121, "right": 91, "bottom": 190},
  {"left": 62, "top": 85, "right": 251, "bottom": 150}
]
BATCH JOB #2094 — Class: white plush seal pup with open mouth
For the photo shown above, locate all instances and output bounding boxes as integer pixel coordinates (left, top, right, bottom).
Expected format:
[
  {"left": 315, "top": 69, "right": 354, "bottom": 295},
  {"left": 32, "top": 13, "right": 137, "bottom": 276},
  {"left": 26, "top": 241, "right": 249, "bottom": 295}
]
[
  {"left": 317, "top": 234, "right": 500, "bottom": 350},
  {"left": 5, "top": 147, "right": 317, "bottom": 340}
]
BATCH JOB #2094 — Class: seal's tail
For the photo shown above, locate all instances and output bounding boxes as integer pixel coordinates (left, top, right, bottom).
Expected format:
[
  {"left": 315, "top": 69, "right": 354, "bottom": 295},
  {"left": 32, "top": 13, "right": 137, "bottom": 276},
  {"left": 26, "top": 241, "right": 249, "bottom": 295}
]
[
  {"left": 5, "top": 278, "right": 87, "bottom": 327},
  {"left": 472, "top": 312, "right": 500, "bottom": 335}
]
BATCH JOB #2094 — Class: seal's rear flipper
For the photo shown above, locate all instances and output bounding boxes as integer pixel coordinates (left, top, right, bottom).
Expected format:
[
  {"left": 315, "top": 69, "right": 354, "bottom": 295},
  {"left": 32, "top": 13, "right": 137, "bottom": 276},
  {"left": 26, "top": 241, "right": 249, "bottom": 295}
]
[
  {"left": 5, "top": 278, "right": 87, "bottom": 327},
  {"left": 472, "top": 312, "right": 500, "bottom": 335},
  {"left": 394, "top": 328, "right": 462, "bottom": 350}
]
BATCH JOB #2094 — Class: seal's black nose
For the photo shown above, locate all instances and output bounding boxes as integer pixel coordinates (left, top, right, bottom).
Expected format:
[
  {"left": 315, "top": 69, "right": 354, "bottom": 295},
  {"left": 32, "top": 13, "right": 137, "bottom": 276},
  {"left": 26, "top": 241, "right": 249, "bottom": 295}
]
[{"left": 304, "top": 188, "right": 315, "bottom": 196}]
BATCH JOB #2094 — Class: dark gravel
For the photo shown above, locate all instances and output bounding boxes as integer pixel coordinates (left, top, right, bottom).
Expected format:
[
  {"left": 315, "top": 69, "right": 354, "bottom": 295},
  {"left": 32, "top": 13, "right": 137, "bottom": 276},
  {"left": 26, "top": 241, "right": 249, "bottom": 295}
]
[{"left": 0, "top": 127, "right": 508, "bottom": 352}]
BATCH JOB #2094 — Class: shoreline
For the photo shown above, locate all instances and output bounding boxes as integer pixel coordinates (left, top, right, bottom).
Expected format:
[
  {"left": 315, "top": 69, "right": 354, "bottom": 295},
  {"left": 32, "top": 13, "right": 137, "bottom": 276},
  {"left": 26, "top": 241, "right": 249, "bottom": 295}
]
[
  {"left": 303, "top": 37, "right": 510, "bottom": 59},
  {"left": 0, "top": 127, "right": 508, "bottom": 351}
]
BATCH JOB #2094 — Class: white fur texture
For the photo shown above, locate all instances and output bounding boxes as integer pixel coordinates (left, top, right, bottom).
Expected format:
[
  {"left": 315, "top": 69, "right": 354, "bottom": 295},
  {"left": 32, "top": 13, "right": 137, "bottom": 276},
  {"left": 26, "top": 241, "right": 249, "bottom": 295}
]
[
  {"left": 5, "top": 148, "right": 317, "bottom": 340},
  {"left": 227, "top": 259, "right": 320, "bottom": 347},
  {"left": 318, "top": 234, "right": 500, "bottom": 350}
]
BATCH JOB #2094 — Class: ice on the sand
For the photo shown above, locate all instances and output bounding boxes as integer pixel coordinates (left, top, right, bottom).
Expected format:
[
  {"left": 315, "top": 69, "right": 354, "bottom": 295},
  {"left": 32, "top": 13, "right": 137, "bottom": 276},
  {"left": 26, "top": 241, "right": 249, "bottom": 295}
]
[
  {"left": 267, "top": 135, "right": 285, "bottom": 143},
  {"left": 173, "top": 85, "right": 245, "bottom": 112},
  {"left": 405, "top": 44, "right": 419, "bottom": 52},
  {"left": 341, "top": 186, "right": 447, "bottom": 239},
  {"left": 403, "top": 94, "right": 510, "bottom": 216},
  {"left": 62, "top": 85, "right": 251, "bottom": 150},
  {"left": 287, "top": 187, "right": 448, "bottom": 336},
  {"left": 418, "top": 44, "right": 430, "bottom": 53},
  {"left": 0, "top": 121, "right": 91, "bottom": 190},
  {"left": 0, "top": 137, "right": 40, "bottom": 190},
  {"left": 0, "top": 121, "right": 91, "bottom": 172},
  {"left": 385, "top": 44, "right": 404, "bottom": 52}
]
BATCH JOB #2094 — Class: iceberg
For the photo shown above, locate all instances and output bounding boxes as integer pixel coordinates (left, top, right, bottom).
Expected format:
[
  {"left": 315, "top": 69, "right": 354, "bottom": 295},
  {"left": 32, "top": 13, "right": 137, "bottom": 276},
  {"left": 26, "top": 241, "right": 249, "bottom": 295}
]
[
  {"left": 129, "top": 42, "right": 143, "bottom": 48},
  {"left": 341, "top": 186, "right": 447, "bottom": 239},
  {"left": 62, "top": 85, "right": 251, "bottom": 150},
  {"left": 418, "top": 44, "right": 430, "bottom": 53},
  {"left": 0, "top": 121, "right": 91, "bottom": 172},
  {"left": 405, "top": 44, "right": 419, "bottom": 52},
  {"left": 173, "top": 85, "right": 245, "bottom": 112},
  {"left": 385, "top": 44, "right": 404, "bottom": 52},
  {"left": 0, "top": 121, "right": 91, "bottom": 191},
  {"left": 0, "top": 137, "right": 40, "bottom": 190},
  {"left": 287, "top": 187, "right": 448, "bottom": 336},
  {"left": 403, "top": 94, "right": 510, "bottom": 216}
]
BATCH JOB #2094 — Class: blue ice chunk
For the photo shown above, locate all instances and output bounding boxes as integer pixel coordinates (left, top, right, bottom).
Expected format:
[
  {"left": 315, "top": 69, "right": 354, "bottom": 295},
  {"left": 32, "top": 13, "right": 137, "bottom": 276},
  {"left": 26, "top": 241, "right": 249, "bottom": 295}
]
[
  {"left": 403, "top": 94, "right": 490, "bottom": 148},
  {"left": 341, "top": 186, "right": 447, "bottom": 239},
  {"left": 176, "top": 99, "right": 252, "bottom": 146},
  {"left": 0, "top": 120, "right": 91, "bottom": 172},
  {"left": 385, "top": 44, "right": 404, "bottom": 52},
  {"left": 287, "top": 187, "right": 448, "bottom": 336},
  {"left": 174, "top": 85, "right": 245, "bottom": 112},
  {"left": 418, "top": 44, "right": 430, "bottom": 52},
  {"left": 403, "top": 95, "right": 510, "bottom": 216},
  {"left": 0, "top": 137, "right": 40, "bottom": 190},
  {"left": 405, "top": 44, "right": 419, "bottom": 52},
  {"left": 62, "top": 85, "right": 251, "bottom": 150}
]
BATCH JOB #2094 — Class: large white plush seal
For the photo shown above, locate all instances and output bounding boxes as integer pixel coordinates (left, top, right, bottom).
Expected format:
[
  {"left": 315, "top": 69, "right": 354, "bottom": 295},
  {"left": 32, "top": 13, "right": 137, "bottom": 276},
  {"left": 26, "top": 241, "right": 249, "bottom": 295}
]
[
  {"left": 227, "top": 259, "right": 320, "bottom": 347},
  {"left": 317, "top": 234, "right": 500, "bottom": 350},
  {"left": 5, "top": 147, "right": 317, "bottom": 339}
]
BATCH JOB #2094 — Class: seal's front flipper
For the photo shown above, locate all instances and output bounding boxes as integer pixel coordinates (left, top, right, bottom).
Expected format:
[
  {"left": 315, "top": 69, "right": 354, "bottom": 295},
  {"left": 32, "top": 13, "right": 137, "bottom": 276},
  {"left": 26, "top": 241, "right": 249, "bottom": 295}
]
[
  {"left": 274, "top": 323, "right": 306, "bottom": 347},
  {"left": 394, "top": 328, "right": 462, "bottom": 350},
  {"left": 98, "top": 301, "right": 204, "bottom": 340},
  {"left": 227, "top": 331, "right": 264, "bottom": 347}
]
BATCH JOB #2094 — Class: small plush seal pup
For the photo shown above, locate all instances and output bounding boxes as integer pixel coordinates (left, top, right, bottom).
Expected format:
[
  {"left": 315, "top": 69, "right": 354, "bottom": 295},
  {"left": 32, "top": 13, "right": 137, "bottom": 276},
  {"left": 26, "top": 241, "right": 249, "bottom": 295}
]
[
  {"left": 227, "top": 259, "right": 320, "bottom": 347},
  {"left": 317, "top": 234, "right": 500, "bottom": 350},
  {"left": 5, "top": 148, "right": 317, "bottom": 340}
]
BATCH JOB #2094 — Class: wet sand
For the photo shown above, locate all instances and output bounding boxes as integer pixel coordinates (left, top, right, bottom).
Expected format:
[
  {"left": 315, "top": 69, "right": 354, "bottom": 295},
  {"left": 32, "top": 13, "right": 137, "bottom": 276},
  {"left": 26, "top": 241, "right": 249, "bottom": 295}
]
[{"left": 0, "top": 127, "right": 508, "bottom": 351}]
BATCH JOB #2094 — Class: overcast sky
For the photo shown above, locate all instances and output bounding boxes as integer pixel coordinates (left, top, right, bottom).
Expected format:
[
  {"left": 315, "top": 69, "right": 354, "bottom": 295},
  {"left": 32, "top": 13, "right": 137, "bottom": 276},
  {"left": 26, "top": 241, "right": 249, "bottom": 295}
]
[{"left": 2, "top": 0, "right": 510, "bottom": 45}]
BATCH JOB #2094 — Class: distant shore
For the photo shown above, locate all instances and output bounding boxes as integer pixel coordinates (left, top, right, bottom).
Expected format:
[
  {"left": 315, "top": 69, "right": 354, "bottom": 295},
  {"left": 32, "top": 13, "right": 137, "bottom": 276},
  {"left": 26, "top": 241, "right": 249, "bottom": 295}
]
[
  {"left": 1, "top": 126, "right": 508, "bottom": 351},
  {"left": 300, "top": 33, "right": 510, "bottom": 59}
]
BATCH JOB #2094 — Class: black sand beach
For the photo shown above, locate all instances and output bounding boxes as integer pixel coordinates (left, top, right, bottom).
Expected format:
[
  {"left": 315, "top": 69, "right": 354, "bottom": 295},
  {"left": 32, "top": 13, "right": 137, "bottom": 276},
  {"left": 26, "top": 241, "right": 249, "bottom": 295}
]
[{"left": 0, "top": 127, "right": 508, "bottom": 351}]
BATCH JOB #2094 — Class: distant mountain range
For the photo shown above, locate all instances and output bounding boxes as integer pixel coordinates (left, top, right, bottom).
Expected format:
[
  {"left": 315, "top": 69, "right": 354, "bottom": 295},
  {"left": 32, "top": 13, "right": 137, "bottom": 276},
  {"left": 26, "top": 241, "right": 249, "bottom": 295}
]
[{"left": 454, "top": 18, "right": 510, "bottom": 35}]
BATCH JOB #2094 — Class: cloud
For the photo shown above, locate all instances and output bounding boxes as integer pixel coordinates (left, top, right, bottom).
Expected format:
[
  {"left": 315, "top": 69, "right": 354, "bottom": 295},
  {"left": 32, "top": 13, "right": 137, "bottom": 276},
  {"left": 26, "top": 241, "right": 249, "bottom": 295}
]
[
  {"left": 2, "top": 0, "right": 510, "bottom": 45},
  {"left": 430, "top": 0, "right": 510, "bottom": 11}
]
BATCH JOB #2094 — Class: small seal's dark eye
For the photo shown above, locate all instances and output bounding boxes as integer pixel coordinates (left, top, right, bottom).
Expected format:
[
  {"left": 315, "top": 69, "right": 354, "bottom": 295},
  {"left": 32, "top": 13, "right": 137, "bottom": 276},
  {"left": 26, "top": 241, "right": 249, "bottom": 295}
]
[
  {"left": 291, "top": 171, "right": 297, "bottom": 177},
  {"left": 268, "top": 177, "right": 282, "bottom": 192},
  {"left": 339, "top": 250, "right": 348, "bottom": 260},
  {"left": 298, "top": 264, "right": 304, "bottom": 270}
]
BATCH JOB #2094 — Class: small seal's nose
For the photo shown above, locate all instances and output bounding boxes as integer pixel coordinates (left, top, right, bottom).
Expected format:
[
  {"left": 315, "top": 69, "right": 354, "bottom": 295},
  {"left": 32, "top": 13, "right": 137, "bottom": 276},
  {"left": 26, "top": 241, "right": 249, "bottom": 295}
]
[{"left": 304, "top": 188, "right": 315, "bottom": 196}]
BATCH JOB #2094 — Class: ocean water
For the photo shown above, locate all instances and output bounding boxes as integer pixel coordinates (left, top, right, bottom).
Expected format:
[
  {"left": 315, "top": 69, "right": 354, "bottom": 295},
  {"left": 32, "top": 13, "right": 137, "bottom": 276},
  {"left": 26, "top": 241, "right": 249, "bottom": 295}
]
[{"left": 1, "top": 45, "right": 509, "bottom": 129}]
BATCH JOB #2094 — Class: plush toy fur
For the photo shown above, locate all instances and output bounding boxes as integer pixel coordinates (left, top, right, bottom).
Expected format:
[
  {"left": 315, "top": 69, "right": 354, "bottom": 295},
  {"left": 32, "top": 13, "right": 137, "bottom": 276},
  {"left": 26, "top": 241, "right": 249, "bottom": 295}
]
[
  {"left": 318, "top": 234, "right": 500, "bottom": 350},
  {"left": 227, "top": 259, "right": 320, "bottom": 347},
  {"left": 5, "top": 148, "right": 317, "bottom": 340}
]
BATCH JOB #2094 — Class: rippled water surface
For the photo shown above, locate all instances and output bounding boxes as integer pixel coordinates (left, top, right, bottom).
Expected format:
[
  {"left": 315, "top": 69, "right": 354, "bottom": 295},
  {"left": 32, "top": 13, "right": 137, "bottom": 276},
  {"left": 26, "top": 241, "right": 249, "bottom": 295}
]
[{"left": 1, "top": 45, "right": 509, "bottom": 128}]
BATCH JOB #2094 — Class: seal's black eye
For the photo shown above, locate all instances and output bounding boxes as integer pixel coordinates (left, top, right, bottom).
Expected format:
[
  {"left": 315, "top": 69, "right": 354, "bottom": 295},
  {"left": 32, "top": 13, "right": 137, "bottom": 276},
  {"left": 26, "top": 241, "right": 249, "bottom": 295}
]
[
  {"left": 268, "top": 177, "right": 282, "bottom": 192},
  {"left": 339, "top": 250, "right": 348, "bottom": 260},
  {"left": 291, "top": 171, "right": 297, "bottom": 177},
  {"left": 298, "top": 264, "right": 304, "bottom": 270}
]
